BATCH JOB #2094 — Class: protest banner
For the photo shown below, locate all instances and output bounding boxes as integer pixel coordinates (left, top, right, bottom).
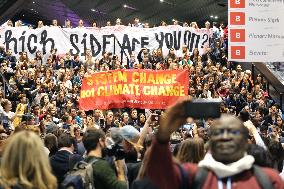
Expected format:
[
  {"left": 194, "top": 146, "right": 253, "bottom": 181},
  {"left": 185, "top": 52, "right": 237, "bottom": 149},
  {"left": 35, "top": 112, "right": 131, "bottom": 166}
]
[
  {"left": 0, "top": 25, "right": 211, "bottom": 59},
  {"left": 79, "top": 69, "right": 189, "bottom": 110}
]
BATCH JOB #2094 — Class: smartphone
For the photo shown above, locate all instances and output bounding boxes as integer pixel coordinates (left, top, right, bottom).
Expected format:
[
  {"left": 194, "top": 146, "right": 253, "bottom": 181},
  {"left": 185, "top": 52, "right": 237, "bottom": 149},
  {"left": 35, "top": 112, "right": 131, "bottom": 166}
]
[
  {"left": 151, "top": 114, "right": 160, "bottom": 122},
  {"left": 184, "top": 99, "right": 222, "bottom": 119},
  {"left": 268, "top": 126, "right": 273, "bottom": 134}
]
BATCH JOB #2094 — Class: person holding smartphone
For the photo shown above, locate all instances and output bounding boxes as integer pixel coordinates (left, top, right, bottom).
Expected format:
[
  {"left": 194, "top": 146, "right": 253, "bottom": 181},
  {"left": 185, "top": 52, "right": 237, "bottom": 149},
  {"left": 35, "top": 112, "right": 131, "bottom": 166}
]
[{"left": 146, "top": 97, "right": 283, "bottom": 189}]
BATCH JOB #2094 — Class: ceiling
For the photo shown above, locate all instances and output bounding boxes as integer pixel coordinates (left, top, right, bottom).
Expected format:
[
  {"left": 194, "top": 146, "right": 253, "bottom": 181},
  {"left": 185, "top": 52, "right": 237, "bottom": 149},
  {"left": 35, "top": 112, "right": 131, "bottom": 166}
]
[{"left": 0, "top": 0, "right": 228, "bottom": 27}]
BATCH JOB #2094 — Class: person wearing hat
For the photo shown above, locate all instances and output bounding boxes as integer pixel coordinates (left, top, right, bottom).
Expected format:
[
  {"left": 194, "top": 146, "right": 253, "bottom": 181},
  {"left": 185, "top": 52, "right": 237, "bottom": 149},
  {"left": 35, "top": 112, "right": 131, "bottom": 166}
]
[
  {"left": 109, "top": 125, "right": 143, "bottom": 163},
  {"left": 109, "top": 116, "right": 152, "bottom": 187}
]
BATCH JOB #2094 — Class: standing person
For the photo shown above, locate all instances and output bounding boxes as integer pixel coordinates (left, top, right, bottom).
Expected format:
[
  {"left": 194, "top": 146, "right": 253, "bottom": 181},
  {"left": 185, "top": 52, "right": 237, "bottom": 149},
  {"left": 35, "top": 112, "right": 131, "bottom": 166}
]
[
  {"left": 121, "top": 112, "right": 130, "bottom": 127},
  {"left": 129, "top": 109, "right": 138, "bottom": 126},
  {"left": 64, "top": 19, "right": 72, "bottom": 28},
  {"left": 106, "top": 21, "right": 111, "bottom": 26},
  {"left": 0, "top": 131, "right": 57, "bottom": 189},
  {"left": 82, "top": 128, "right": 127, "bottom": 189},
  {"left": 0, "top": 99, "right": 22, "bottom": 132},
  {"left": 52, "top": 19, "right": 59, "bottom": 27},
  {"left": 50, "top": 133, "right": 79, "bottom": 188},
  {"left": 135, "top": 113, "right": 146, "bottom": 131},
  {"left": 37, "top": 20, "right": 44, "bottom": 28},
  {"left": 104, "top": 110, "right": 116, "bottom": 132},
  {"left": 77, "top": 19, "right": 84, "bottom": 28},
  {"left": 13, "top": 94, "right": 28, "bottom": 128},
  {"left": 146, "top": 98, "right": 284, "bottom": 189},
  {"left": 116, "top": 18, "right": 122, "bottom": 26},
  {"left": 132, "top": 18, "right": 143, "bottom": 28}
]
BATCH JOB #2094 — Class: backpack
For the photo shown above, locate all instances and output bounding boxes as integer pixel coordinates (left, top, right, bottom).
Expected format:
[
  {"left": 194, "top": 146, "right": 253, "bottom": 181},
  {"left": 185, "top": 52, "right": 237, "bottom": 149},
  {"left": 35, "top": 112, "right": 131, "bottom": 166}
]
[
  {"left": 192, "top": 165, "right": 274, "bottom": 189},
  {"left": 61, "top": 158, "right": 99, "bottom": 189}
]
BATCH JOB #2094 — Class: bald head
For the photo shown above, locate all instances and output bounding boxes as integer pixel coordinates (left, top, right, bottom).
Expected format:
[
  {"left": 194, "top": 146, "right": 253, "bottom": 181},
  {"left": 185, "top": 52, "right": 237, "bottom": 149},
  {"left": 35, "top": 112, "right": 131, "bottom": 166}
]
[{"left": 209, "top": 114, "right": 249, "bottom": 164}]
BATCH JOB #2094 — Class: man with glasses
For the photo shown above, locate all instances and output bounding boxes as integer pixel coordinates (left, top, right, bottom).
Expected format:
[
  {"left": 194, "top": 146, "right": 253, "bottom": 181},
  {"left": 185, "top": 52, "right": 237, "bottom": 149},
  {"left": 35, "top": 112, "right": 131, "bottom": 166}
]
[{"left": 146, "top": 98, "right": 284, "bottom": 189}]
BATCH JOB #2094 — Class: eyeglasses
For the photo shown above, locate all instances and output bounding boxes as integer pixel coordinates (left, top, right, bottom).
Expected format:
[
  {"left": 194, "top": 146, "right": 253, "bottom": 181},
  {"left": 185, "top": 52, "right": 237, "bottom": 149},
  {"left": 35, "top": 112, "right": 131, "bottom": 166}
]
[{"left": 211, "top": 128, "right": 242, "bottom": 137}]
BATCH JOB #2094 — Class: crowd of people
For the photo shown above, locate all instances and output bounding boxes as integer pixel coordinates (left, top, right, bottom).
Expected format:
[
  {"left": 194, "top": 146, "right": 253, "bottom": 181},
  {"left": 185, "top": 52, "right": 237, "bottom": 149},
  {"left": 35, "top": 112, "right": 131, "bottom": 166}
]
[
  {"left": 0, "top": 17, "right": 284, "bottom": 189},
  {"left": 4, "top": 17, "right": 208, "bottom": 29}
]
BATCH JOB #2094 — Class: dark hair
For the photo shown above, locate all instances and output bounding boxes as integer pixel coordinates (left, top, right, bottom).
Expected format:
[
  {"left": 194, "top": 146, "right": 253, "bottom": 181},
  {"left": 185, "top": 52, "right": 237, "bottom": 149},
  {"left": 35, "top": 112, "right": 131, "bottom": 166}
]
[
  {"left": 173, "top": 143, "right": 181, "bottom": 157},
  {"left": 247, "top": 144, "right": 273, "bottom": 168},
  {"left": 58, "top": 133, "right": 74, "bottom": 148},
  {"left": 61, "top": 115, "right": 69, "bottom": 122},
  {"left": 82, "top": 128, "right": 105, "bottom": 153},
  {"left": 260, "top": 124, "right": 268, "bottom": 133},
  {"left": 268, "top": 140, "right": 284, "bottom": 171},
  {"left": 255, "top": 106, "right": 263, "bottom": 115},
  {"left": 44, "top": 133, "right": 58, "bottom": 156},
  {"left": 239, "top": 110, "right": 250, "bottom": 122}
]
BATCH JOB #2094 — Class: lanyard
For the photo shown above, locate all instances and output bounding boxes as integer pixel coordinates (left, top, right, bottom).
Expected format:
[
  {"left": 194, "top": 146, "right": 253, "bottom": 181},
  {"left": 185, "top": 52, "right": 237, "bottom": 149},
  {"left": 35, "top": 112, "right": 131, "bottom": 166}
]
[{"left": 218, "top": 177, "right": 231, "bottom": 189}]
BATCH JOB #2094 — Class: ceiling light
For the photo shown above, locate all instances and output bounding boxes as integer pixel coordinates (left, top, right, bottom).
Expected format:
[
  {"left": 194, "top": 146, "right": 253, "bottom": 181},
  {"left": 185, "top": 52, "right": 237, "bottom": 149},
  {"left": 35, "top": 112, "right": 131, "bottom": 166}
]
[
  {"left": 32, "top": 1, "right": 35, "bottom": 3},
  {"left": 123, "top": 4, "right": 127, "bottom": 8},
  {"left": 91, "top": 8, "right": 95, "bottom": 12},
  {"left": 210, "top": 15, "right": 214, "bottom": 18},
  {"left": 160, "top": 0, "right": 164, "bottom": 2},
  {"left": 31, "top": 8, "right": 34, "bottom": 11},
  {"left": 215, "top": 16, "right": 218, "bottom": 19}
]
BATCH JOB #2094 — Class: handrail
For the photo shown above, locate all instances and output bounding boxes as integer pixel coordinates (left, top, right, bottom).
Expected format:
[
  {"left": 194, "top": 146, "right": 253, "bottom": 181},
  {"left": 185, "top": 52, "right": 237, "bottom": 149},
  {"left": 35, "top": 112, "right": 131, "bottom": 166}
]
[{"left": 252, "top": 62, "right": 284, "bottom": 110}]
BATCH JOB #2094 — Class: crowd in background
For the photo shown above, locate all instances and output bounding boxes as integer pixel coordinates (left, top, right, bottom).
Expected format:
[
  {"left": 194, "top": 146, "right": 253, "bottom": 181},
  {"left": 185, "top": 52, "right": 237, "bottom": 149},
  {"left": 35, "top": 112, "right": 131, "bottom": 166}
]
[
  {"left": 0, "top": 17, "right": 284, "bottom": 189},
  {"left": 4, "top": 17, "right": 214, "bottom": 29}
]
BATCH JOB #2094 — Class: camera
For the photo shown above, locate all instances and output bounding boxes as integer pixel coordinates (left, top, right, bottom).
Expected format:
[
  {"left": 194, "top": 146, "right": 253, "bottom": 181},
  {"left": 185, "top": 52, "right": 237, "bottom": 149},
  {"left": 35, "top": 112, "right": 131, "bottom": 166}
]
[{"left": 105, "top": 137, "right": 125, "bottom": 160}]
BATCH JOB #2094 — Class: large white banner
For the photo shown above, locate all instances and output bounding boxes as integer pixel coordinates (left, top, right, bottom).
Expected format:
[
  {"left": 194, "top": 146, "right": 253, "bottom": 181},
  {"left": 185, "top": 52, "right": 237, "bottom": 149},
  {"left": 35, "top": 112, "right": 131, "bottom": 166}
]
[
  {"left": 228, "top": 0, "right": 284, "bottom": 62},
  {"left": 0, "top": 26, "right": 211, "bottom": 59}
]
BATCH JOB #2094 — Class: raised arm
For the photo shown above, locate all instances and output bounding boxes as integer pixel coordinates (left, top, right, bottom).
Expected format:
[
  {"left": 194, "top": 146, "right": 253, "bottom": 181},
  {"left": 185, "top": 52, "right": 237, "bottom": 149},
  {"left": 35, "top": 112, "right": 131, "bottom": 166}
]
[
  {"left": 146, "top": 97, "right": 192, "bottom": 189},
  {"left": 137, "top": 114, "right": 152, "bottom": 147}
]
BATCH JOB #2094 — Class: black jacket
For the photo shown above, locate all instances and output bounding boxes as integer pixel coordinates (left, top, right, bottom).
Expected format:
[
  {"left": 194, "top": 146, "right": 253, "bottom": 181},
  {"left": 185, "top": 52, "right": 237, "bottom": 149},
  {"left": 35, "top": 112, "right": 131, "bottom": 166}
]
[
  {"left": 50, "top": 150, "right": 73, "bottom": 188},
  {"left": 127, "top": 162, "right": 141, "bottom": 187}
]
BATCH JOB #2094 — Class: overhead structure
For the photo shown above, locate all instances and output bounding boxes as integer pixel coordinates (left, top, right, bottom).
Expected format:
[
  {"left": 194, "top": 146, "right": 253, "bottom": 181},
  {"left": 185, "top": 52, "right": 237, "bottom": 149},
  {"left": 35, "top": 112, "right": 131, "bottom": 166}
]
[{"left": 0, "top": 0, "right": 227, "bottom": 27}]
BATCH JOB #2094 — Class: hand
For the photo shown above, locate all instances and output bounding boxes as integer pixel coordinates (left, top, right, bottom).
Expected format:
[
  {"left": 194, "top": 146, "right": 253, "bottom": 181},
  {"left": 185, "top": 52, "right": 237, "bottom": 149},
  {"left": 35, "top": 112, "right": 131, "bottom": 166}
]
[
  {"left": 244, "top": 120, "right": 257, "bottom": 134},
  {"left": 157, "top": 97, "right": 192, "bottom": 142},
  {"left": 145, "top": 113, "right": 152, "bottom": 125}
]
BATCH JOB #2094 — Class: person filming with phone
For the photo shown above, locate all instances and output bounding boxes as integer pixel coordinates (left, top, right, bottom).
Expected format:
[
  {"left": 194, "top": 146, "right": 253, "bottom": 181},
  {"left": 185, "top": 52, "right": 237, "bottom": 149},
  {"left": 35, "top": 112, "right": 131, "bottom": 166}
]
[{"left": 146, "top": 97, "right": 284, "bottom": 189}]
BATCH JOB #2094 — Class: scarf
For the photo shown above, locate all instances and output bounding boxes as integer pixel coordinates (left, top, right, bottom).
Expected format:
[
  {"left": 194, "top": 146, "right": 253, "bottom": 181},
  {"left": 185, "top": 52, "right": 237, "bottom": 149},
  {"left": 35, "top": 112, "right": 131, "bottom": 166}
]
[{"left": 198, "top": 153, "right": 255, "bottom": 178}]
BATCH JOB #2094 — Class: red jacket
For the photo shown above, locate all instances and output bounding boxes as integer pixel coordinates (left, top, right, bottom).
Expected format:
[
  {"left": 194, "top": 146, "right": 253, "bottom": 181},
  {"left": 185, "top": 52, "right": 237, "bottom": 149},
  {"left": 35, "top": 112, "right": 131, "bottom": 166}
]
[{"left": 147, "top": 138, "right": 284, "bottom": 189}]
